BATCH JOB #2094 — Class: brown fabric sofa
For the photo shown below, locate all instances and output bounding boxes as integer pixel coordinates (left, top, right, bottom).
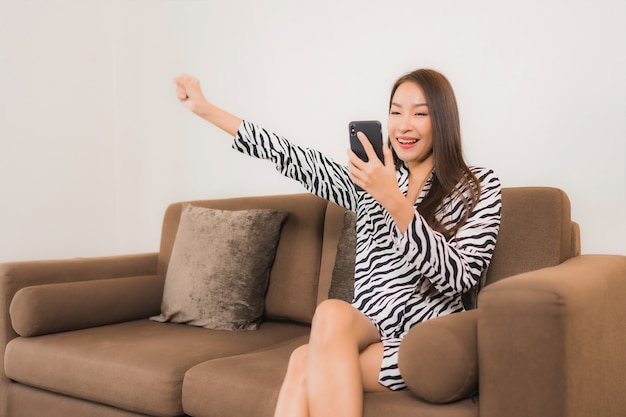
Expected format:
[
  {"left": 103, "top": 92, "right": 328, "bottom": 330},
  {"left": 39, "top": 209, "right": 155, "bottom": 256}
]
[{"left": 1, "top": 188, "right": 625, "bottom": 417}]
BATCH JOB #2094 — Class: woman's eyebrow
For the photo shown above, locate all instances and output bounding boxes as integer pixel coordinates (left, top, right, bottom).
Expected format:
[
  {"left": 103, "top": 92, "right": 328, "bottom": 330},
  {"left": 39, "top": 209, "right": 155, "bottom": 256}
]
[{"left": 390, "top": 102, "right": 428, "bottom": 108}]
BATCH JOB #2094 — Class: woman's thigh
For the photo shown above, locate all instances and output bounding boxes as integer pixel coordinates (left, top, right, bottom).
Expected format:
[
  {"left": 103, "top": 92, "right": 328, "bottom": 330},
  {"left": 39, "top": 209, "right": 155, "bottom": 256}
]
[
  {"left": 359, "top": 343, "right": 388, "bottom": 393},
  {"left": 310, "top": 300, "right": 388, "bottom": 391}
]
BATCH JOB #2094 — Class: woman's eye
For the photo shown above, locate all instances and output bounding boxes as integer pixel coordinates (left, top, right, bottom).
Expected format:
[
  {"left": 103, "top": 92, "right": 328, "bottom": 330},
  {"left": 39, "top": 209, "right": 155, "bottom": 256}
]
[{"left": 415, "top": 112, "right": 428, "bottom": 116}]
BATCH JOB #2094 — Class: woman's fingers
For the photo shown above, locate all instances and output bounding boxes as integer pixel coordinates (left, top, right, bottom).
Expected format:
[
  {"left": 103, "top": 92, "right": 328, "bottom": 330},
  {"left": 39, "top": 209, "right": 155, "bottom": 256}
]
[
  {"left": 348, "top": 134, "right": 397, "bottom": 195},
  {"left": 382, "top": 139, "right": 394, "bottom": 167},
  {"left": 174, "top": 75, "right": 208, "bottom": 113},
  {"left": 357, "top": 132, "right": 381, "bottom": 164},
  {"left": 175, "top": 83, "right": 189, "bottom": 101}
]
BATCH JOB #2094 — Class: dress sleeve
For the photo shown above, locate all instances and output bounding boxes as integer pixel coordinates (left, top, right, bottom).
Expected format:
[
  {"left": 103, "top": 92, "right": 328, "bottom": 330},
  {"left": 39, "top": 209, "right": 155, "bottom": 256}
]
[
  {"left": 232, "top": 120, "right": 358, "bottom": 211},
  {"left": 386, "top": 168, "right": 502, "bottom": 296}
]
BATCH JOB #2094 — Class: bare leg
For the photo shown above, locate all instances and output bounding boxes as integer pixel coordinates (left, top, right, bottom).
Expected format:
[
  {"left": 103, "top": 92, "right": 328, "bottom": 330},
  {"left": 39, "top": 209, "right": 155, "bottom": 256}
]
[
  {"left": 274, "top": 345, "right": 310, "bottom": 417},
  {"left": 306, "top": 299, "right": 384, "bottom": 417},
  {"left": 273, "top": 299, "right": 387, "bottom": 417},
  {"left": 359, "top": 343, "right": 389, "bottom": 393}
]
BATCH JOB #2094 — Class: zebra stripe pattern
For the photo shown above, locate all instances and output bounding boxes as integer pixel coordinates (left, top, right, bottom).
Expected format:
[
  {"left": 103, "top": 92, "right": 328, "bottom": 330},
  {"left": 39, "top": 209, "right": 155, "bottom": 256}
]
[{"left": 234, "top": 120, "right": 502, "bottom": 390}]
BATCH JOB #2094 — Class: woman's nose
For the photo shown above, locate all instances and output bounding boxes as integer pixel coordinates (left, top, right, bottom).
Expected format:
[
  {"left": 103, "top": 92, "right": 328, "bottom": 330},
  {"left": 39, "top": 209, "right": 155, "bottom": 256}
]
[{"left": 399, "top": 115, "right": 412, "bottom": 131}]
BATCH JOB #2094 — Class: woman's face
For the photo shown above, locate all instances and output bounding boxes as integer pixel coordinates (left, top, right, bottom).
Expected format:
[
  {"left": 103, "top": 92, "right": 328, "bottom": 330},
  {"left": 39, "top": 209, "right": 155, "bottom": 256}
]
[{"left": 388, "top": 81, "right": 434, "bottom": 168}]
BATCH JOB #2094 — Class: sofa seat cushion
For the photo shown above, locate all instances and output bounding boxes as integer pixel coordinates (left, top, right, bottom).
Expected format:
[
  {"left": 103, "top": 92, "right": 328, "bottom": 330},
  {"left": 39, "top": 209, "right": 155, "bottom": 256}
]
[
  {"left": 5, "top": 319, "right": 309, "bottom": 417},
  {"left": 181, "top": 335, "right": 478, "bottom": 417},
  {"left": 6, "top": 382, "right": 151, "bottom": 417},
  {"left": 182, "top": 336, "right": 308, "bottom": 417},
  {"left": 363, "top": 391, "right": 477, "bottom": 417}
]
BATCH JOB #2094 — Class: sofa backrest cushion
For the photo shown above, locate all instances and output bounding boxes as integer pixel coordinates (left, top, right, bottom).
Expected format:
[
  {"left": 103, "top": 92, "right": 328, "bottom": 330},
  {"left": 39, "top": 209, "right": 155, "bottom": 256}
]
[
  {"left": 486, "top": 187, "right": 576, "bottom": 286},
  {"left": 158, "top": 194, "right": 329, "bottom": 324}
]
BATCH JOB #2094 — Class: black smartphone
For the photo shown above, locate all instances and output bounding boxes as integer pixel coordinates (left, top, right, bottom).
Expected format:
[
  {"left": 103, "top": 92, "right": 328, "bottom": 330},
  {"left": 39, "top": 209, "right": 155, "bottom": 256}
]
[{"left": 349, "top": 121, "right": 384, "bottom": 163}]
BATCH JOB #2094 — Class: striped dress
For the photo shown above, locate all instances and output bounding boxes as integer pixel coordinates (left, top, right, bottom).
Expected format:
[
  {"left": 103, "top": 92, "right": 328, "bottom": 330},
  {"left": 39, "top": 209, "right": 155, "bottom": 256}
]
[{"left": 233, "top": 120, "right": 502, "bottom": 390}]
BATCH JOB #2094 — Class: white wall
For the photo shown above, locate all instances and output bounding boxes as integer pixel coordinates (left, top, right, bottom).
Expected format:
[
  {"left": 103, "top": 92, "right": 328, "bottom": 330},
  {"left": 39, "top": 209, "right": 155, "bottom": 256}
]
[
  {"left": 0, "top": 1, "right": 118, "bottom": 260},
  {"left": 1, "top": 0, "right": 624, "bottom": 262}
]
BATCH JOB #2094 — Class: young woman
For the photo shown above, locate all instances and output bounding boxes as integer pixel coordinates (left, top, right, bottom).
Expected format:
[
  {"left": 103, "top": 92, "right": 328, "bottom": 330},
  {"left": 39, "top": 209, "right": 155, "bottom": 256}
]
[{"left": 175, "top": 68, "right": 502, "bottom": 417}]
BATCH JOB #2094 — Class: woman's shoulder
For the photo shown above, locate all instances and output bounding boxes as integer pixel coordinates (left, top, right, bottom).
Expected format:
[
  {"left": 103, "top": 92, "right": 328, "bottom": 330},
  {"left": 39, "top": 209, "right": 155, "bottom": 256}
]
[
  {"left": 469, "top": 166, "right": 501, "bottom": 186},
  {"left": 467, "top": 166, "right": 502, "bottom": 206}
]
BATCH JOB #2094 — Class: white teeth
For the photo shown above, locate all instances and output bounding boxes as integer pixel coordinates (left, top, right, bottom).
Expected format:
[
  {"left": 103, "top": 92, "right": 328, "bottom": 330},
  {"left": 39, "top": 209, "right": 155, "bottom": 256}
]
[{"left": 398, "top": 139, "right": 418, "bottom": 144}]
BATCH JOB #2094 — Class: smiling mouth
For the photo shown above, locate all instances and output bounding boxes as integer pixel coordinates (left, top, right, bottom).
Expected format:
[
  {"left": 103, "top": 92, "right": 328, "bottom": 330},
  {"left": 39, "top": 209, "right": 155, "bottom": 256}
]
[{"left": 397, "top": 137, "right": 419, "bottom": 145}]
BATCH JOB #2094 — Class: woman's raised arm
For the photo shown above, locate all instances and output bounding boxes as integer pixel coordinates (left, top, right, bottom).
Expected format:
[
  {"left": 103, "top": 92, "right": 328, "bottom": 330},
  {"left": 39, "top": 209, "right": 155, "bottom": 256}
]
[{"left": 175, "top": 74, "right": 242, "bottom": 136}]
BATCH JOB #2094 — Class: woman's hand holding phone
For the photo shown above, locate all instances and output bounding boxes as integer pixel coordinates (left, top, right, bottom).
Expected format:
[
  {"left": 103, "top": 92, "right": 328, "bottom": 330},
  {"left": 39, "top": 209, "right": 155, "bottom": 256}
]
[
  {"left": 348, "top": 125, "right": 414, "bottom": 231},
  {"left": 347, "top": 126, "right": 397, "bottom": 201}
]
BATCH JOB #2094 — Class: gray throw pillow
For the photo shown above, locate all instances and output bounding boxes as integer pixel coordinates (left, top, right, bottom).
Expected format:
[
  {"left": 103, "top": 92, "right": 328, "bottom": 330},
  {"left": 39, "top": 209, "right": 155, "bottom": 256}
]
[
  {"left": 150, "top": 204, "right": 288, "bottom": 331},
  {"left": 328, "top": 210, "right": 356, "bottom": 302}
]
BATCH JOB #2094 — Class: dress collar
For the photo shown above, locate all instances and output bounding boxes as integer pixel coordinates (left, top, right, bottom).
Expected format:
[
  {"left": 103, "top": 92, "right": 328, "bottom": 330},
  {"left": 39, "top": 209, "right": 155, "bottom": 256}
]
[{"left": 397, "top": 163, "right": 435, "bottom": 205}]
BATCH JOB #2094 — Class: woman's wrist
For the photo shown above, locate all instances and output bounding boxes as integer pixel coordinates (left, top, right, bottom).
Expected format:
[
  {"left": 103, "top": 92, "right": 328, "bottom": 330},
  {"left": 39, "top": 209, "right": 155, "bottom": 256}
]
[
  {"left": 195, "top": 101, "right": 243, "bottom": 137},
  {"left": 380, "top": 192, "right": 415, "bottom": 233},
  {"left": 192, "top": 100, "right": 215, "bottom": 119}
]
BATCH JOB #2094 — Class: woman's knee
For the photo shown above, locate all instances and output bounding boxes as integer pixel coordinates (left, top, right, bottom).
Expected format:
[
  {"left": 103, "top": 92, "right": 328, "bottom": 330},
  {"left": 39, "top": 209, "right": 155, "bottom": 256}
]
[
  {"left": 312, "top": 299, "right": 352, "bottom": 327},
  {"left": 311, "top": 299, "right": 358, "bottom": 342}
]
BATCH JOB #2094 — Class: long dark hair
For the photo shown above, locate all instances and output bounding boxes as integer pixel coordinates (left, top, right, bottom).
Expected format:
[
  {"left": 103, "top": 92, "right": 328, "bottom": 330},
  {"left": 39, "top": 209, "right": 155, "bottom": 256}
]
[{"left": 389, "top": 69, "right": 480, "bottom": 240}]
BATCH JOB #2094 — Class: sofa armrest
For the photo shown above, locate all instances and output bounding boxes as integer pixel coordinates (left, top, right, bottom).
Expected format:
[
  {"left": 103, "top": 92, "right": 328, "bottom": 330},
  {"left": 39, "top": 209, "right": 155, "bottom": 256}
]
[
  {"left": 399, "top": 309, "right": 478, "bottom": 404},
  {"left": 10, "top": 274, "right": 163, "bottom": 336},
  {"left": 477, "top": 254, "right": 626, "bottom": 417},
  {"left": 0, "top": 253, "right": 158, "bottom": 296},
  {"left": 0, "top": 254, "right": 159, "bottom": 381}
]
